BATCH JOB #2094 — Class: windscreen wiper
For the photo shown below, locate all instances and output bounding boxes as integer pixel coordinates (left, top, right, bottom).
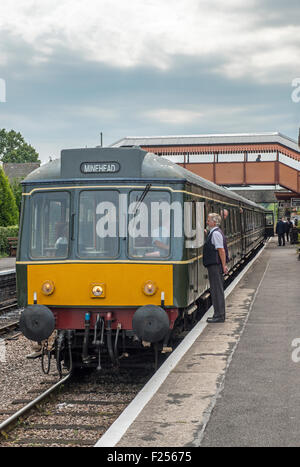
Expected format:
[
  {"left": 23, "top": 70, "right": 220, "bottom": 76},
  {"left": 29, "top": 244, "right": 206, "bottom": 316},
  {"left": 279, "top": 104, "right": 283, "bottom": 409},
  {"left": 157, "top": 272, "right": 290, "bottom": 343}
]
[{"left": 133, "top": 183, "right": 152, "bottom": 215}]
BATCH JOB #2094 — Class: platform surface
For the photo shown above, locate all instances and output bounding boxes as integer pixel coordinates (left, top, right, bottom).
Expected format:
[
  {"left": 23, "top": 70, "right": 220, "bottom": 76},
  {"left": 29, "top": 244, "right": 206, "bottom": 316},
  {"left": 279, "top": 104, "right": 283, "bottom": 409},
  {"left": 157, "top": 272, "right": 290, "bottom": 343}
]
[
  {"left": 117, "top": 239, "right": 300, "bottom": 447},
  {"left": 0, "top": 257, "right": 16, "bottom": 272}
]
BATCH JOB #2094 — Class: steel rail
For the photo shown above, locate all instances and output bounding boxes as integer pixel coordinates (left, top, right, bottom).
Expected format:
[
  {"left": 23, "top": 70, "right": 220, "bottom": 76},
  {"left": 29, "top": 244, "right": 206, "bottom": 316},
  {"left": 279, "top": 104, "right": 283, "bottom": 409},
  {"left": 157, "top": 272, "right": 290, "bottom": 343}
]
[
  {"left": 0, "top": 301, "right": 18, "bottom": 316},
  {"left": 0, "top": 321, "right": 19, "bottom": 336},
  {"left": 0, "top": 373, "right": 71, "bottom": 434},
  {"left": 0, "top": 299, "right": 18, "bottom": 313}
]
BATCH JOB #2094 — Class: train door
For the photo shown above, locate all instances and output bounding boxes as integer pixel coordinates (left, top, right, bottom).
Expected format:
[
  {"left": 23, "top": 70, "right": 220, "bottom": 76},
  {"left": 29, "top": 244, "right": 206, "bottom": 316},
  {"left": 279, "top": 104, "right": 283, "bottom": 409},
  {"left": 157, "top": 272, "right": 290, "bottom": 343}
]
[
  {"left": 265, "top": 211, "right": 274, "bottom": 237},
  {"left": 194, "top": 200, "right": 205, "bottom": 299},
  {"left": 201, "top": 200, "right": 213, "bottom": 293},
  {"left": 235, "top": 207, "right": 242, "bottom": 263},
  {"left": 185, "top": 198, "right": 205, "bottom": 303}
]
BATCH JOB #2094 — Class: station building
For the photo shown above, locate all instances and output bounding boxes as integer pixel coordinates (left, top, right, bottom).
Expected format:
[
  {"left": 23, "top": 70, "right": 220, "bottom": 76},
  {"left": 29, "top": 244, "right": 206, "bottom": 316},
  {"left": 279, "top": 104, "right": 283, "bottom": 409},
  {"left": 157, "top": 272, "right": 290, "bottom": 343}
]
[{"left": 111, "top": 132, "right": 300, "bottom": 221}]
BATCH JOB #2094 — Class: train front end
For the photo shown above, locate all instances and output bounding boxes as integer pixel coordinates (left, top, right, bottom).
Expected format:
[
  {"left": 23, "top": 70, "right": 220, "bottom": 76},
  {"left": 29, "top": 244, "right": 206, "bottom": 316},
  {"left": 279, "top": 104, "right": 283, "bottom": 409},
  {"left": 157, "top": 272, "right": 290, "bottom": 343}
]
[{"left": 17, "top": 147, "right": 183, "bottom": 371}]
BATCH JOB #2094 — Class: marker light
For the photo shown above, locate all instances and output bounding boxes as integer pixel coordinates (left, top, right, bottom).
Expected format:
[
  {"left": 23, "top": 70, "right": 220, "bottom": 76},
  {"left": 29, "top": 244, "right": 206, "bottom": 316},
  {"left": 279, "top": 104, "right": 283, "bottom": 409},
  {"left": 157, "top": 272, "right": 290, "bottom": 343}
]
[
  {"left": 41, "top": 280, "right": 55, "bottom": 296},
  {"left": 142, "top": 280, "right": 157, "bottom": 296},
  {"left": 92, "top": 285, "right": 104, "bottom": 297}
]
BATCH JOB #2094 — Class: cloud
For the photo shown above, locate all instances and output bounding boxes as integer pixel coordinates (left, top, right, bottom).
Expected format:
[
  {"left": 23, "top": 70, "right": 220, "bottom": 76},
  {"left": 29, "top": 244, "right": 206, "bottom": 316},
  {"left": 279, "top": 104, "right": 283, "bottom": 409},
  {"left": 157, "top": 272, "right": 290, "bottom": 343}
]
[
  {"left": 142, "top": 104, "right": 269, "bottom": 125},
  {"left": 0, "top": 0, "right": 299, "bottom": 83},
  {"left": 143, "top": 108, "right": 204, "bottom": 124},
  {"left": 0, "top": 1, "right": 299, "bottom": 163},
  {"left": 0, "top": 50, "right": 298, "bottom": 162}
]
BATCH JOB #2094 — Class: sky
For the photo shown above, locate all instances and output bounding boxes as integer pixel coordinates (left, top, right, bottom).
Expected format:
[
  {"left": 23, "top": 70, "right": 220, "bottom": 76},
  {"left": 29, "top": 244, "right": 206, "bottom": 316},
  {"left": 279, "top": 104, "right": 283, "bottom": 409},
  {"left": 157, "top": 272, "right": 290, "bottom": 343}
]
[{"left": 0, "top": 0, "right": 299, "bottom": 164}]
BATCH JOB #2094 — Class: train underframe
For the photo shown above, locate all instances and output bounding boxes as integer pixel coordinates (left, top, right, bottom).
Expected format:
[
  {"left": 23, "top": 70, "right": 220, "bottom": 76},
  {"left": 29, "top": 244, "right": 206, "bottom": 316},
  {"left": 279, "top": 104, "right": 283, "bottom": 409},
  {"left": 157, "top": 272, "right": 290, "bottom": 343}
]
[{"left": 42, "top": 304, "right": 203, "bottom": 375}]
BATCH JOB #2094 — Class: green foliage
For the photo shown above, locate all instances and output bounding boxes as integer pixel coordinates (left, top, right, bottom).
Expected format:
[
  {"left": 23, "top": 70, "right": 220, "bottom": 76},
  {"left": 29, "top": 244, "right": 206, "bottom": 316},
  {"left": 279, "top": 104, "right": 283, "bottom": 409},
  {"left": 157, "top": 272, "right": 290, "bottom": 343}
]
[
  {"left": 0, "top": 128, "right": 40, "bottom": 163},
  {"left": 0, "top": 167, "right": 19, "bottom": 226},
  {"left": 10, "top": 177, "right": 23, "bottom": 215},
  {"left": 0, "top": 225, "right": 19, "bottom": 255}
]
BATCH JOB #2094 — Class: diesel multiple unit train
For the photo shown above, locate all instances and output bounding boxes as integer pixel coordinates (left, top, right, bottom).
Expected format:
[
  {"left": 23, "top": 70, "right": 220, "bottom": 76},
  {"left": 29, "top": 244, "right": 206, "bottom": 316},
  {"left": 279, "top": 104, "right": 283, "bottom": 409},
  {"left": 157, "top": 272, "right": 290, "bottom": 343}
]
[{"left": 18, "top": 147, "right": 273, "bottom": 372}]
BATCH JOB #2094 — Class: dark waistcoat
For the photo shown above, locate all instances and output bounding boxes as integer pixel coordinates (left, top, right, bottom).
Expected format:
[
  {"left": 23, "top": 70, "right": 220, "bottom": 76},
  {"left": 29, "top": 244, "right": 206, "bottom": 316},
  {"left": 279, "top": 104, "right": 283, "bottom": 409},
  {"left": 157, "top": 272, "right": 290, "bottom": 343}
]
[{"left": 203, "top": 227, "right": 229, "bottom": 268}]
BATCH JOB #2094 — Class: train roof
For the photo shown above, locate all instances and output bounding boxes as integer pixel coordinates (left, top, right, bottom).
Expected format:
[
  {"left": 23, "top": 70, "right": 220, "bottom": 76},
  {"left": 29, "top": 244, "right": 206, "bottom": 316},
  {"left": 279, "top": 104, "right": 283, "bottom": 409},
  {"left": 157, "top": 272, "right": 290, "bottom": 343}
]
[{"left": 23, "top": 147, "right": 266, "bottom": 210}]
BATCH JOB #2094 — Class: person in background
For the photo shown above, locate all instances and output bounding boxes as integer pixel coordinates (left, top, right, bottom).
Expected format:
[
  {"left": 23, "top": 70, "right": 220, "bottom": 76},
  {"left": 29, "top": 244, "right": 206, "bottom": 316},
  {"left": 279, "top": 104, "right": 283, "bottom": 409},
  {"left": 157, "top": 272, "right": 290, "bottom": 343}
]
[
  {"left": 54, "top": 223, "right": 68, "bottom": 257},
  {"left": 146, "top": 220, "right": 170, "bottom": 257},
  {"left": 221, "top": 208, "right": 229, "bottom": 220},
  {"left": 285, "top": 218, "right": 293, "bottom": 243},
  {"left": 276, "top": 217, "right": 286, "bottom": 246}
]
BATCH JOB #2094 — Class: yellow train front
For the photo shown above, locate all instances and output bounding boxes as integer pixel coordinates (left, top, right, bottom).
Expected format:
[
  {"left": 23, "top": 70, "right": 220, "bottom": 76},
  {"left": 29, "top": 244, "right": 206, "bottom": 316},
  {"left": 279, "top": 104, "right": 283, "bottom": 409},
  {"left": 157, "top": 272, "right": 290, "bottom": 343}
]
[{"left": 17, "top": 146, "right": 268, "bottom": 371}]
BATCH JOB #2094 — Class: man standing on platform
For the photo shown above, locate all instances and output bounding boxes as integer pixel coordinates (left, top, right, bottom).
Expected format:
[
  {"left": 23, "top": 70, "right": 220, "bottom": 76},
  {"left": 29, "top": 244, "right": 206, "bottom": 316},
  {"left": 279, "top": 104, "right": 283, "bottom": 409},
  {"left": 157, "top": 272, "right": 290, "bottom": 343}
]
[
  {"left": 276, "top": 217, "right": 286, "bottom": 246},
  {"left": 285, "top": 218, "right": 293, "bottom": 243},
  {"left": 203, "top": 213, "right": 229, "bottom": 323}
]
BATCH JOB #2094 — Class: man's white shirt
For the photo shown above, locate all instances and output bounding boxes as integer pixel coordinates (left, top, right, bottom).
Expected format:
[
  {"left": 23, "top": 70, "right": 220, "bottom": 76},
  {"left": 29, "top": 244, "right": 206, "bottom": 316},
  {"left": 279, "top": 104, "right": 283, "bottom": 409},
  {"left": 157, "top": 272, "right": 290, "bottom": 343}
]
[{"left": 208, "top": 227, "right": 224, "bottom": 249}]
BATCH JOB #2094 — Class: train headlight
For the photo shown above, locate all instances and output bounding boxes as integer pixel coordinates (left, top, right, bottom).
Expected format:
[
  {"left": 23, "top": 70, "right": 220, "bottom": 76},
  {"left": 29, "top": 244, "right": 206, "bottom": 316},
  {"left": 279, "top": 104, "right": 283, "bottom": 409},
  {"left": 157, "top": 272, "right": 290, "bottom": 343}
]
[
  {"left": 142, "top": 280, "right": 157, "bottom": 296},
  {"left": 41, "top": 280, "right": 55, "bottom": 296},
  {"left": 92, "top": 285, "right": 104, "bottom": 297}
]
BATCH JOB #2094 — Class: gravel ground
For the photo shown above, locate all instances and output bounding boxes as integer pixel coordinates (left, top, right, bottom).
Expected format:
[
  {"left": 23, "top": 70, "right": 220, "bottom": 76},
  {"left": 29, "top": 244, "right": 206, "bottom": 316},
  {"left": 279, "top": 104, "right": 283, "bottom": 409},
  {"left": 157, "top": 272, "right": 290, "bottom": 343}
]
[
  {"left": 0, "top": 333, "right": 59, "bottom": 423},
  {"left": 0, "top": 330, "right": 152, "bottom": 447},
  {"left": 0, "top": 308, "right": 22, "bottom": 327}
]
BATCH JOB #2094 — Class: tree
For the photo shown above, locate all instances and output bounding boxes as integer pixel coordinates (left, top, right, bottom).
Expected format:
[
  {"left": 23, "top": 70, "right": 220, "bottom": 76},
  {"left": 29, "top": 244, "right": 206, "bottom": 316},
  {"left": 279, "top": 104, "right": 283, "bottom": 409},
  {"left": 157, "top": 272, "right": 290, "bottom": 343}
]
[
  {"left": 10, "top": 177, "right": 23, "bottom": 215},
  {"left": 0, "top": 167, "right": 19, "bottom": 226},
  {"left": 0, "top": 128, "right": 40, "bottom": 163}
]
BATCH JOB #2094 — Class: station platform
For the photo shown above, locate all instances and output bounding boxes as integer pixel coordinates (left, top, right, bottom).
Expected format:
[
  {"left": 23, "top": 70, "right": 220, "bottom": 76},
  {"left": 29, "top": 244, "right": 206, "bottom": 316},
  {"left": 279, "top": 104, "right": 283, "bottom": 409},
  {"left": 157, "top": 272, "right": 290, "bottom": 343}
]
[
  {"left": 116, "top": 239, "right": 300, "bottom": 447},
  {"left": 0, "top": 257, "right": 16, "bottom": 272}
]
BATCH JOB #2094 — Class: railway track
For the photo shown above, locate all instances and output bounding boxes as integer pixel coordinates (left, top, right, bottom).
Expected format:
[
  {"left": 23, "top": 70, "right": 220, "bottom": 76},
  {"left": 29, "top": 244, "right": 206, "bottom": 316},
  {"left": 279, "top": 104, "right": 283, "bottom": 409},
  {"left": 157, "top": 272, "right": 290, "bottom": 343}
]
[
  {"left": 0, "top": 300, "right": 21, "bottom": 337},
  {"left": 0, "top": 270, "right": 16, "bottom": 305},
  {"left": 0, "top": 270, "right": 19, "bottom": 336},
  {"left": 0, "top": 362, "right": 154, "bottom": 447},
  {"left": 0, "top": 321, "right": 19, "bottom": 336},
  {"left": 0, "top": 373, "right": 71, "bottom": 439},
  {"left": 0, "top": 299, "right": 18, "bottom": 314}
]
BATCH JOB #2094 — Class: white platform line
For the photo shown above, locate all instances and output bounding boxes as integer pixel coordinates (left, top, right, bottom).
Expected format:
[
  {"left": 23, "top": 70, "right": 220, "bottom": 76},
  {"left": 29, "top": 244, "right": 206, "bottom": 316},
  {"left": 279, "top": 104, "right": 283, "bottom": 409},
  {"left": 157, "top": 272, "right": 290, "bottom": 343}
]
[
  {"left": 94, "top": 240, "right": 268, "bottom": 447},
  {"left": 0, "top": 269, "right": 16, "bottom": 276}
]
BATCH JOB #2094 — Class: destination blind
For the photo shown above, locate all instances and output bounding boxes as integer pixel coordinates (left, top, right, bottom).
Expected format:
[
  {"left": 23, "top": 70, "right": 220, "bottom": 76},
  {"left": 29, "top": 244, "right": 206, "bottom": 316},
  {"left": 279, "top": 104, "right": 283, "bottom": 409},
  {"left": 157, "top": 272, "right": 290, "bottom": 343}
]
[{"left": 80, "top": 161, "right": 121, "bottom": 174}]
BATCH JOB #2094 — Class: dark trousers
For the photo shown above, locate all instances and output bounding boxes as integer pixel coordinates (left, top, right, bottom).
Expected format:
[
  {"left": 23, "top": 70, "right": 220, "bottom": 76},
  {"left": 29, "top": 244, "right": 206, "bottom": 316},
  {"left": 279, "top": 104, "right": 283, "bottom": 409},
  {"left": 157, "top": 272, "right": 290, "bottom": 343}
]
[
  {"left": 278, "top": 233, "right": 285, "bottom": 246},
  {"left": 207, "top": 264, "right": 225, "bottom": 318}
]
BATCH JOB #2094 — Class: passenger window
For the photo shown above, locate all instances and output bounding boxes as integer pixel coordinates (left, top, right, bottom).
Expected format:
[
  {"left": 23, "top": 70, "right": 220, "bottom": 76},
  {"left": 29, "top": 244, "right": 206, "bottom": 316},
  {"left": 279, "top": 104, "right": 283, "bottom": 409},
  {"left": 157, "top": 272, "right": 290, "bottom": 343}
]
[
  {"left": 266, "top": 213, "right": 273, "bottom": 226},
  {"left": 232, "top": 209, "right": 237, "bottom": 233},
  {"left": 227, "top": 209, "right": 232, "bottom": 237},
  {"left": 221, "top": 206, "right": 229, "bottom": 236},
  {"left": 185, "top": 199, "right": 204, "bottom": 252},
  {"left": 229, "top": 211, "right": 233, "bottom": 236}
]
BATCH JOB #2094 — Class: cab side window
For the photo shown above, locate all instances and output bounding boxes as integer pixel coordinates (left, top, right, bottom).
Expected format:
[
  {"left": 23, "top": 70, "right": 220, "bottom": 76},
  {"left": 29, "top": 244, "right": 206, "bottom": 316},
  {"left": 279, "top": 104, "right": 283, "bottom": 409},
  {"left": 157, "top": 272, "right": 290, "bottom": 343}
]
[{"left": 30, "top": 192, "right": 70, "bottom": 259}]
